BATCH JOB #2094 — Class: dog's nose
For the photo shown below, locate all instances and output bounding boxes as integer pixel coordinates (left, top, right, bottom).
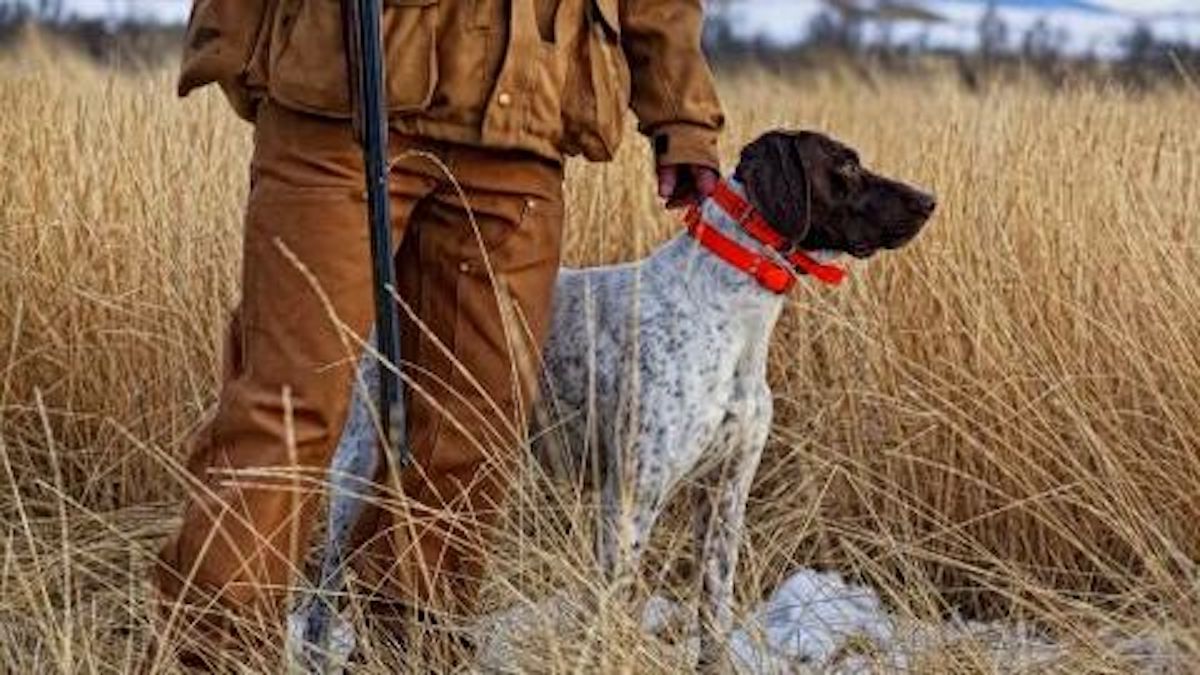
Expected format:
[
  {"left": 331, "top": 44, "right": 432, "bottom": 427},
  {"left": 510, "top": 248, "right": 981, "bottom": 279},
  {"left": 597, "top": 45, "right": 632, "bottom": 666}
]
[{"left": 913, "top": 192, "right": 937, "bottom": 218}]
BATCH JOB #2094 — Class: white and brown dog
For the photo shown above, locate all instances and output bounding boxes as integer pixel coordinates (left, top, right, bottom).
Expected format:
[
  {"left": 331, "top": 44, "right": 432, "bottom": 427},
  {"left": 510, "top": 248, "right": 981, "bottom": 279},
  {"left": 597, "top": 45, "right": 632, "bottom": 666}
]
[{"left": 293, "top": 131, "right": 935, "bottom": 672}]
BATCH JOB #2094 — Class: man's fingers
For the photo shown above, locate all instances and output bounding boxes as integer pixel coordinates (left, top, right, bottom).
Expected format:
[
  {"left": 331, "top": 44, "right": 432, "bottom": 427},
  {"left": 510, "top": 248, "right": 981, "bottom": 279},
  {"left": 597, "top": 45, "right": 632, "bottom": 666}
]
[
  {"left": 657, "top": 165, "right": 678, "bottom": 201},
  {"left": 696, "top": 167, "right": 719, "bottom": 198},
  {"left": 658, "top": 165, "right": 719, "bottom": 209}
]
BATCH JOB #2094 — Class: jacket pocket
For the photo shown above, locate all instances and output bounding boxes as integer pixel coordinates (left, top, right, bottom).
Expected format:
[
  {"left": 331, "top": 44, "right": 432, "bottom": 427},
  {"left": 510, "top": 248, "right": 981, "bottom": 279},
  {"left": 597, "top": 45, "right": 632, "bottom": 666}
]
[
  {"left": 268, "top": 0, "right": 439, "bottom": 117},
  {"left": 561, "top": 0, "right": 631, "bottom": 162}
]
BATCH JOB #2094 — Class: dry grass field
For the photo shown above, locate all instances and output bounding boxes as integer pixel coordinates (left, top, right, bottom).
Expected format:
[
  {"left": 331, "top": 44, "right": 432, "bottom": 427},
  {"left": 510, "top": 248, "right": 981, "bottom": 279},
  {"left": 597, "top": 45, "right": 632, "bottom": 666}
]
[{"left": 1, "top": 41, "right": 1199, "bottom": 673}]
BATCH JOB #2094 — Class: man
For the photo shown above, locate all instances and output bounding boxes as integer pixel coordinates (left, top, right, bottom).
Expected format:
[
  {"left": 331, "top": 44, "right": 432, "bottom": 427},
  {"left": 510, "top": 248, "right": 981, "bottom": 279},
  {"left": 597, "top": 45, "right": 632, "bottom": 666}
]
[{"left": 154, "top": 0, "right": 724, "bottom": 657}]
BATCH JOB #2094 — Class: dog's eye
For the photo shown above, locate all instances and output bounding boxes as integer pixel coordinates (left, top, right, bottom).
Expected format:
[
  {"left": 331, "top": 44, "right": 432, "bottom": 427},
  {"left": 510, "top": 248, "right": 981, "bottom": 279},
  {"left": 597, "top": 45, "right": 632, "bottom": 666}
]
[
  {"left": 830, "top": 164, "right": 857, "bottom": 199},
  {"left": 829, "top": 171, "right": 849, "bottom": 199}
]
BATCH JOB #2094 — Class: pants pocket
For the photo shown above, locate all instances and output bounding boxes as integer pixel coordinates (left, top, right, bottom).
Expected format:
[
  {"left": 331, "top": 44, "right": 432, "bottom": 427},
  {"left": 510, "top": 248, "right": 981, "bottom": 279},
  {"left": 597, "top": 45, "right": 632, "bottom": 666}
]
[
  {"left": 405, "top": 188, "right": 562, "bottom": 474},
  {"left": 451, "top": 192, "right": 564, "bottom": 414}
]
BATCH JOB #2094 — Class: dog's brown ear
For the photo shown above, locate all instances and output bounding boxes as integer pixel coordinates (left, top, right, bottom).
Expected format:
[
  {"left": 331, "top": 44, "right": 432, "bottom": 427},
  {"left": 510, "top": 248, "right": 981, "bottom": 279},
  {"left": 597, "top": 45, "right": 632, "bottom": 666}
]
[{"left": 734, "top": 131, "right": 813, "bottom": 242}]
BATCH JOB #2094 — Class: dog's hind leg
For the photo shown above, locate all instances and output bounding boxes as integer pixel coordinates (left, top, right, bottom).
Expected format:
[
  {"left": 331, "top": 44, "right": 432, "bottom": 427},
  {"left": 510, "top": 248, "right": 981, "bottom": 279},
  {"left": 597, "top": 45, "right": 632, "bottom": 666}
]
[{"left": 288, "top": 347, "right": 382, "bottom": 671}]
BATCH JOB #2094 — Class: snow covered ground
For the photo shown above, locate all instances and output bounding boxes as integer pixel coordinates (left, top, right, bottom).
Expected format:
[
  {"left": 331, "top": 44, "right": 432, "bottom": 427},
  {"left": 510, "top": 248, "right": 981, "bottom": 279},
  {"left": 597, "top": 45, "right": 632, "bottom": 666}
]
[
  {"left": 285, "top": 565, "right": 1181, "bottom": 672},
  {"left": 474, "top": 568, "right": 1182, "bottom": 674},
  {"left": 714, "top": 570, "right": 1068, "bottom": 673},
  {"left": 726, "top": 0, "right": 1200, "bottom": 58}
]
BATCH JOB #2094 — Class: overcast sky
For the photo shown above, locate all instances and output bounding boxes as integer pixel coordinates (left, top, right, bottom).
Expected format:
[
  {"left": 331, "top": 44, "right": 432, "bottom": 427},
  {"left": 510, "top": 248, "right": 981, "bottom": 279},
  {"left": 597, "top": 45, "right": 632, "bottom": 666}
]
[
  {"left": 60, "top": 0, "right": 1200, "bottom": 19},
  {"left": 61, "top": 0, "right": 1200, "bottom": 54}
]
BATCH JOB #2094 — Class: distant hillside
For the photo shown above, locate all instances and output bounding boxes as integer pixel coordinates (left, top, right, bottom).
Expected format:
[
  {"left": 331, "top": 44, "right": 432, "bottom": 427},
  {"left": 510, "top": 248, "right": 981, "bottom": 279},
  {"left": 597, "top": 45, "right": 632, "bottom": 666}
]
[{"left": 941, "top": 0, "right": 1110, "bottom": 13}]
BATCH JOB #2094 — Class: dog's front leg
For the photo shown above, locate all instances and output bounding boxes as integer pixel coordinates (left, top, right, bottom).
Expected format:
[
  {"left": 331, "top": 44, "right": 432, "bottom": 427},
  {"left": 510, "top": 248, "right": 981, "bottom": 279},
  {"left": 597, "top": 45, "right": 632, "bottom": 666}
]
[
  {"left": 598, "top": 455, "right": 667, "bottom": 596},
  {"left": 693, "top": 420, "right": 767, "bottom": 673},
  {"left": 597, "top": 397, "right": 680, "bottom": 597}
]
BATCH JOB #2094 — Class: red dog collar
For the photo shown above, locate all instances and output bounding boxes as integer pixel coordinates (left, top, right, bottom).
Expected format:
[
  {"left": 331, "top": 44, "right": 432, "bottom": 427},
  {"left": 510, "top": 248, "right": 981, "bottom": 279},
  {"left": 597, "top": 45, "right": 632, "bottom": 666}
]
[{"left": 684, "top": 182, "right": 847, "bottom": 294}]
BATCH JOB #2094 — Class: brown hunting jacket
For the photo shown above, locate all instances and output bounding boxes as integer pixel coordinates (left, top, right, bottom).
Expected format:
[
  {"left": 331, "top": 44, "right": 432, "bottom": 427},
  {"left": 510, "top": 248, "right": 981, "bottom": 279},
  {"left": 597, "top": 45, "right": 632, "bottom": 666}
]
[{"left": 178, "top": 0, "right": 725, "bottom": 167}]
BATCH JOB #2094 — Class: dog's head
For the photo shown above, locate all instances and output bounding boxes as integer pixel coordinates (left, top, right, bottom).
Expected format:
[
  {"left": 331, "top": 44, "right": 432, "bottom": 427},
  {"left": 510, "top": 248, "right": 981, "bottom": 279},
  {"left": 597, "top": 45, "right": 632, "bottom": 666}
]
[{"left": 733, "top": 130, "right": 936, "bottom": 258}]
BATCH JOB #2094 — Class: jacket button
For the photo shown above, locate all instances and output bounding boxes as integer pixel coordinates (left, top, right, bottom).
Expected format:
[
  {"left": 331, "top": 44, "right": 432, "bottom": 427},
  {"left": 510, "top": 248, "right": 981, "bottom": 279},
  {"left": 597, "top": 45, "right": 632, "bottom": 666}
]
[
  {"left": 459, "top": 261, "right": 472, "bottom": 273},
  {"left": 497, "top": 92, "right": 513, "bottom": 107}
]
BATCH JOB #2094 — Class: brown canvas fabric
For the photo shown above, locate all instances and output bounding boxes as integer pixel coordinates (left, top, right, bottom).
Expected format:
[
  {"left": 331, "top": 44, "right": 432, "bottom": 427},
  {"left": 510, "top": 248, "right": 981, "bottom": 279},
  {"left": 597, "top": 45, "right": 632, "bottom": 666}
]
[
  {"left": 161, "top": 0, "right": 725, "bottom": 653},
  {"left": 154, "top": 102, "right": 564, "bottom": 628},
  {"left": 177, "top": 0, "right": 724, "bottom": 166}
]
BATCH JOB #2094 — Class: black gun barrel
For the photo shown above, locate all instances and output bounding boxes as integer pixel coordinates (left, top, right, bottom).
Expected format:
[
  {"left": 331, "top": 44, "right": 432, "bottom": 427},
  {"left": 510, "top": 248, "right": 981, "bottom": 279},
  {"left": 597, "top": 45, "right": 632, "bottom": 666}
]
[
  {"left": 352, "top": 0, "right": 409, "bottom": 468},
  {"left": 297, "top": 1, "right": 410, "bottom": 669}
]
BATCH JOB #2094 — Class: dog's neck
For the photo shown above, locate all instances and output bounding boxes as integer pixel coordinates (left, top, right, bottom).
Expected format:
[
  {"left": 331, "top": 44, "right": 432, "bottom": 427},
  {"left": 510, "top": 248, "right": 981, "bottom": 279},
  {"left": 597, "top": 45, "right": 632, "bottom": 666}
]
[
  {"left": 655, "top": 178, "right": 838, "bottom": 309},
  {"left": 654, "top": 180, "right": 790, "bottom": 314},
  {"left": 699, "top": 177, "right": 779, "bottom": 258}
]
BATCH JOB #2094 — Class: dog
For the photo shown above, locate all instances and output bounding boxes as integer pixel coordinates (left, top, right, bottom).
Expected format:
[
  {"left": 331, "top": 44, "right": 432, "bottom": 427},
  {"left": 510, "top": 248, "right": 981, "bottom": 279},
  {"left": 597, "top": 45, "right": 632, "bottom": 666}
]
[{"left": 291, "top": 130, "right": 935, "bottom": 672}]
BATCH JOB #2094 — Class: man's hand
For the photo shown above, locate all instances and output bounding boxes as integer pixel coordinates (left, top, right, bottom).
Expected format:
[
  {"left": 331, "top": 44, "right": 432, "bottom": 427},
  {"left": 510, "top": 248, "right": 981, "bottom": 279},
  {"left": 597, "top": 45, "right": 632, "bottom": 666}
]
[{"left": 657, "top": 164, "right": 719, "bottom": 209}]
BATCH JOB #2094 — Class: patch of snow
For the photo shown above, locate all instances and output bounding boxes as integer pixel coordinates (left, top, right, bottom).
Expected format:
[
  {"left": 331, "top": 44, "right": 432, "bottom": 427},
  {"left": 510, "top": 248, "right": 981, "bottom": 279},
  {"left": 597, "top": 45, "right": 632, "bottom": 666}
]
[
  {"left": 641, "top": 594, "right": 690, "bottom": 636},
  {"left": 730, "top": 569, "right": 894, "bottom": 672},
  {"left": 723, "top": 569, "right": 1180, "bottom": 674},
  {"left": 287, "top": 567, "right": 1182, "bottom": 673}
]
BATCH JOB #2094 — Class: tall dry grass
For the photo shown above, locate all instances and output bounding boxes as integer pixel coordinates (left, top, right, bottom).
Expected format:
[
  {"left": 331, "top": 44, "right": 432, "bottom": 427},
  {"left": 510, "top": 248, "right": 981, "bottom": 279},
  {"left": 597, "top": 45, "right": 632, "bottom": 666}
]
[{"left": 1, "top": 46, "right": 1198, "bottom": 672}]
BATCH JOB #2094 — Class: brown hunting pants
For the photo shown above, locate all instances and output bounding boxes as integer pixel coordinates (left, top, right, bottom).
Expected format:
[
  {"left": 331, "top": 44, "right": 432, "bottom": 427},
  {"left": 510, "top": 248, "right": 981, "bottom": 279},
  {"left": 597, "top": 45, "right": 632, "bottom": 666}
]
[{"left": 154, "top": 102, "right": 563, "bottom": 632}]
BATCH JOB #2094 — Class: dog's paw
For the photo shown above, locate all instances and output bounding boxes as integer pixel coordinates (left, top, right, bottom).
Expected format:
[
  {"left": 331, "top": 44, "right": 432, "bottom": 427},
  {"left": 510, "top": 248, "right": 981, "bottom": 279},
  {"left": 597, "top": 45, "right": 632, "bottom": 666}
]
[{"left": 285, "top": 599, "right": 356, "bottom": 674}]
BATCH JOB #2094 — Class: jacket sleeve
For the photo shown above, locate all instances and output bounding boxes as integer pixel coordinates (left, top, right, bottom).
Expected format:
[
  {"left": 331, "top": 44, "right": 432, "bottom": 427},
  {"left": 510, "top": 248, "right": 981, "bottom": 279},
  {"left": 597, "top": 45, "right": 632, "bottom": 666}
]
[
  {"left": 620, "top": 0, "right": 725, "bottom": 170},
  {"left": 177, "top": 0, "right": 273, "bottom": 121}
]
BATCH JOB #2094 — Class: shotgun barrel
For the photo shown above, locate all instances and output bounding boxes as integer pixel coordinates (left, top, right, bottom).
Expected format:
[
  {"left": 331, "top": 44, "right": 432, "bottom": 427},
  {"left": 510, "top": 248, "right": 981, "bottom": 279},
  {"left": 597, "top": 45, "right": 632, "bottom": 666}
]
[
  {"left": 296, "top": 0, "right": 409, "bottom": 669},
  {"left": 348, "top": 0, "right": 409, "bottom": 470}
]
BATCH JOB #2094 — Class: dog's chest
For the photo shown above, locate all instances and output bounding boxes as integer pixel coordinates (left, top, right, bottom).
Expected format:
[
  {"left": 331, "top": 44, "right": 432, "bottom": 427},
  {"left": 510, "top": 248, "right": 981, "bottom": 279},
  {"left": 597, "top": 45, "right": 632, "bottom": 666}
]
[{"left": 677, "top": 371, "right": 772, "bottom": 479}]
